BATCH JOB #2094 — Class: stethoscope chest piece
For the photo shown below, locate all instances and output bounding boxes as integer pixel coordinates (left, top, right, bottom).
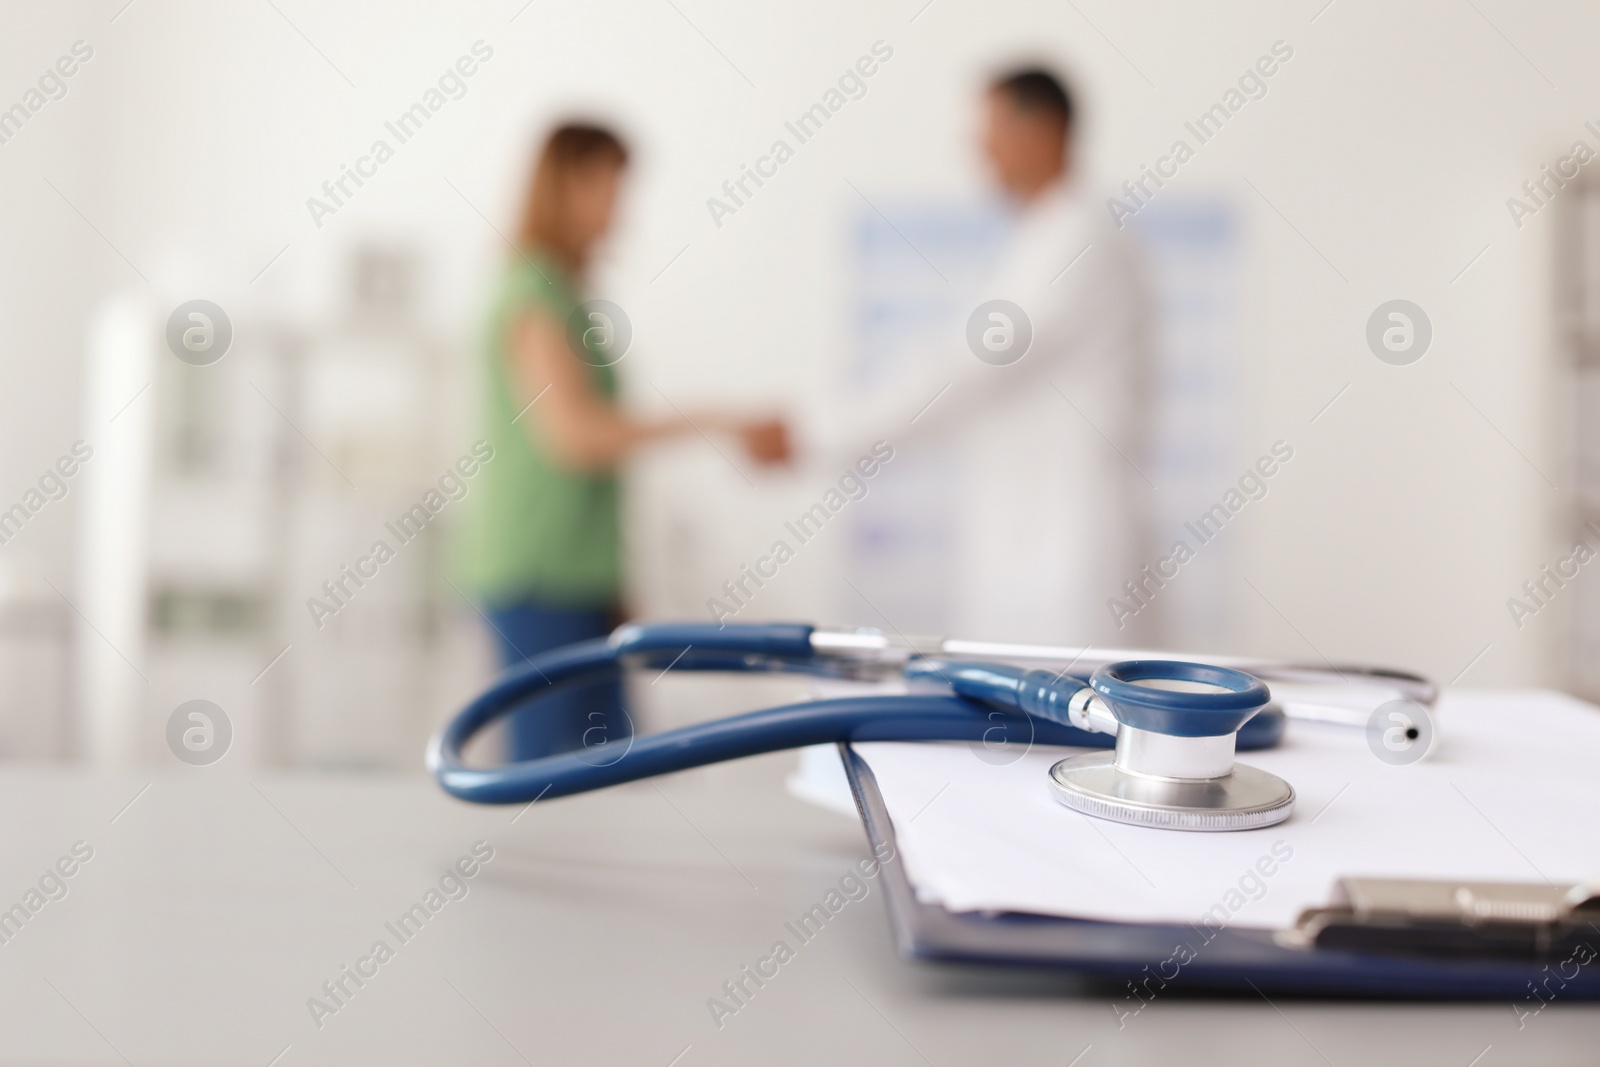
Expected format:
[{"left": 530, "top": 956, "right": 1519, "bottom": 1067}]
[
  {"left": 1048, "top": 753, "right": 1295, "bottom": 831},
  {"left": 1047, "top": 661, "right": 1295, "bottom": 832}
]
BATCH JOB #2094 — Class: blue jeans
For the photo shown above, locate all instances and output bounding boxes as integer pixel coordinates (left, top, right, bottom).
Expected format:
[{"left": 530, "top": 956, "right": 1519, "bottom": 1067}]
[{"left": 486, "top": 601, "right": 630, "bottom": 762}]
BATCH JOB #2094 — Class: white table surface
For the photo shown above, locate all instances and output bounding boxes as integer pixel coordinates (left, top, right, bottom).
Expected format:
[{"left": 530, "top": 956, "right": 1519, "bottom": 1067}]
[{"left": 0, "top": 750, "right": 1595, "bottom": 1066}]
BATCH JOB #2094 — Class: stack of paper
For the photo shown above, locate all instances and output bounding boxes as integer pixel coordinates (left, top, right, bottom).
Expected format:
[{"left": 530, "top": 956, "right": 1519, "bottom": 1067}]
[{"left": 853, "top": 690, "right": 1600, "bottom": 928}]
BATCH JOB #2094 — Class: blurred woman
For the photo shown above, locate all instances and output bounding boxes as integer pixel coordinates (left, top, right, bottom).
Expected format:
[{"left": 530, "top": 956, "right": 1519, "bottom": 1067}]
[{"left": 463, "top": 123, "right": 787, "bottom": 760}]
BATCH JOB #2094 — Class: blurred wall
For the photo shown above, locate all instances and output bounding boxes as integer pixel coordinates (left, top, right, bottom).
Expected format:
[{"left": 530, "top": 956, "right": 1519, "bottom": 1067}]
[{"left": 0, "top": 0, "right": 1591, "bottom": 761}]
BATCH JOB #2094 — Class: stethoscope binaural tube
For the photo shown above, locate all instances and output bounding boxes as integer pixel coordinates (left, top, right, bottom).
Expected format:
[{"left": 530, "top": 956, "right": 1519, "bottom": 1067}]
[{"left": 428, "top": 621, "right": 1288, "bottom": 807}]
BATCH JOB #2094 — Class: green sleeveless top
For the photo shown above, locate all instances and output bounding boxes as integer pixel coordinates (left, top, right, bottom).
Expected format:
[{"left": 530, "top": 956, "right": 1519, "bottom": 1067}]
[{"left": 460, "top": 253, "right": 620, "bottom": 608}]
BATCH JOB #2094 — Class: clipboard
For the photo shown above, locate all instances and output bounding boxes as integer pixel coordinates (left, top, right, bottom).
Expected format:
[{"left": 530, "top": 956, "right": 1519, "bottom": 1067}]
[{"left": 839, "top": 742, "right": 1600, "bottom": 1000}]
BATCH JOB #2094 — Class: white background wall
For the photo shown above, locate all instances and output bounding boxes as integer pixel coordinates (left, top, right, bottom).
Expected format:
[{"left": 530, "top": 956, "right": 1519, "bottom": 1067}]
[{"left": 0, "top": 0, "right": 1591, "bottom": 761}]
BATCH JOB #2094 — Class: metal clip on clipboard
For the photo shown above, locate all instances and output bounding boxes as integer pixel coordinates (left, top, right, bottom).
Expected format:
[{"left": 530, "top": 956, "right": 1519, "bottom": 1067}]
[{"left": 1282, "top": 877, "right": 1600, "bottom": 959}]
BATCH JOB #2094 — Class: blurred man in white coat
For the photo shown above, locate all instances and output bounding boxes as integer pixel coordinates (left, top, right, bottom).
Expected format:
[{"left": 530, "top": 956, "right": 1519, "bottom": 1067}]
[{"left": 826, "top": 67, "right": 1151, "bottom": 646}]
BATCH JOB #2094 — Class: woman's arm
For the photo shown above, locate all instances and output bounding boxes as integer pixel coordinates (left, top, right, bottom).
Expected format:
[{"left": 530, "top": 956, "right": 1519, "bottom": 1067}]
[{"left": 508, "top": 307, "right": 789, "bottom": 471}]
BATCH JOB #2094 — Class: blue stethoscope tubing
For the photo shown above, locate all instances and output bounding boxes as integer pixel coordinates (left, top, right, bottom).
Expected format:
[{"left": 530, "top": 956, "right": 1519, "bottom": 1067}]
[{"left": 428, "top": 621, "right": 1286, "bottom": 806}]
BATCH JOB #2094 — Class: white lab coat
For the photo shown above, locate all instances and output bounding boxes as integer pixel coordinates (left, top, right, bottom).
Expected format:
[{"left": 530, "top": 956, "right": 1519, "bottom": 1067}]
[{"left": 821, "top": 178, "right": 1152, "bottom": 646}]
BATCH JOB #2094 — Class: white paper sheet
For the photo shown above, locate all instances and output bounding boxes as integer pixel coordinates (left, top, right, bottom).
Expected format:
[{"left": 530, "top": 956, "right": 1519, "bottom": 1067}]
[{"left": 853, "top": 690, "right": 1600, "bottom": 929}]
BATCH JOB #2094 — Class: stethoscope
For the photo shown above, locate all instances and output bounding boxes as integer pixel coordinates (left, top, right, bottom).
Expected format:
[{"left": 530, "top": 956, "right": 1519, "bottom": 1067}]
[{"left": 429, "top": 622, "right": 1438, "bottom": 832}]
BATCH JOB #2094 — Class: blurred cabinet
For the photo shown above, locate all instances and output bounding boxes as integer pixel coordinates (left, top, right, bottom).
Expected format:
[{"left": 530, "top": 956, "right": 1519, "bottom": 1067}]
[
  {"left": 275, "top": 247, "right": 452, "bottom": 768},
  {"left": 127, "top": 244, "right": 474, "bottom": 768},
  {"left": 1557, "top": 175, "right": 1600, "bottom": 699}
]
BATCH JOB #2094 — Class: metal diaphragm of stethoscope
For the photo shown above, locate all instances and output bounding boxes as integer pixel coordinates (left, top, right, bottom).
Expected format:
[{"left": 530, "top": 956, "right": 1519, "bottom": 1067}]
[{"left": 428, "top": 622, "right": 1437, "bottom": 832}]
